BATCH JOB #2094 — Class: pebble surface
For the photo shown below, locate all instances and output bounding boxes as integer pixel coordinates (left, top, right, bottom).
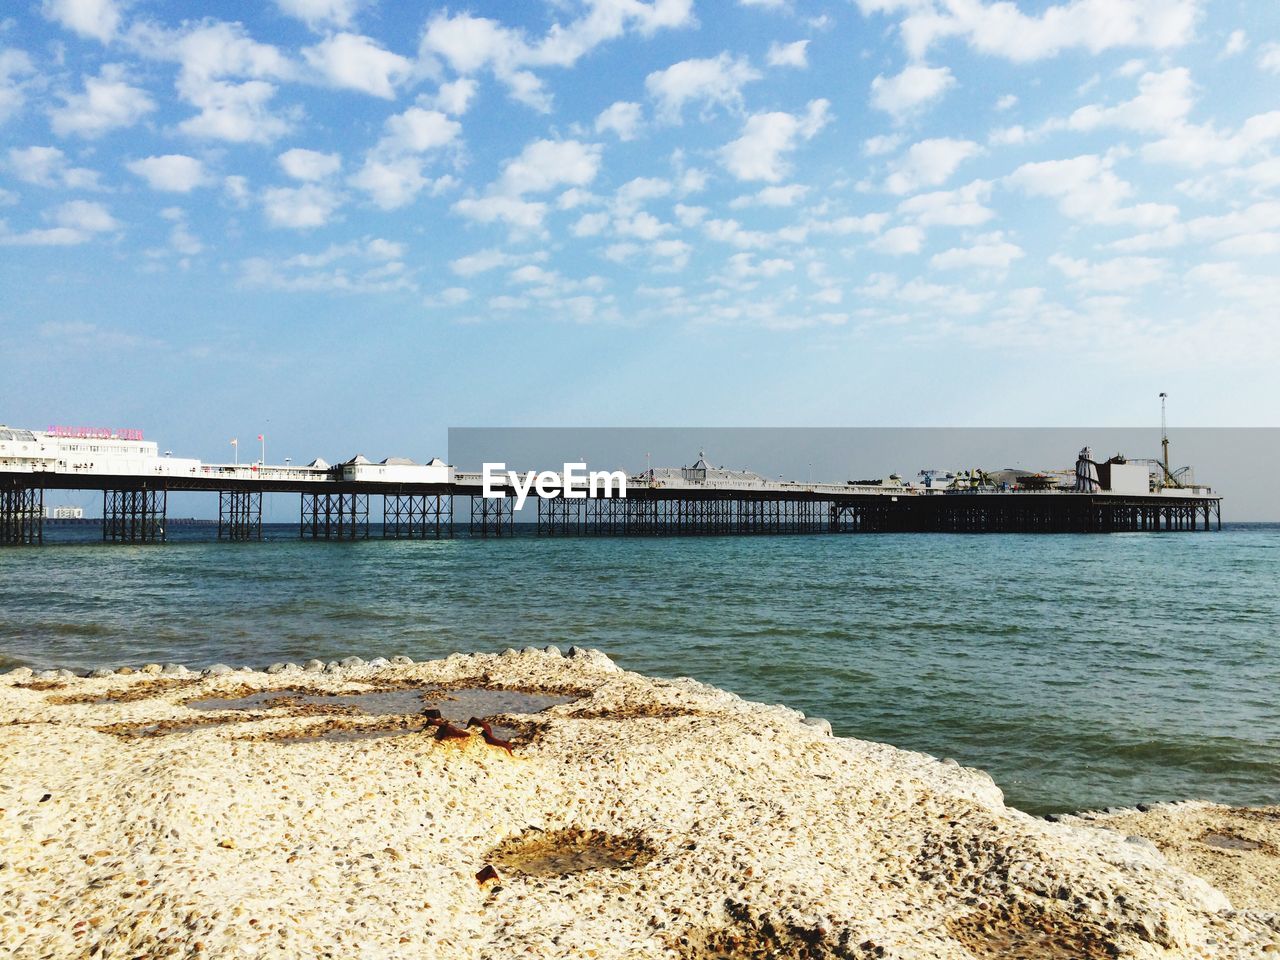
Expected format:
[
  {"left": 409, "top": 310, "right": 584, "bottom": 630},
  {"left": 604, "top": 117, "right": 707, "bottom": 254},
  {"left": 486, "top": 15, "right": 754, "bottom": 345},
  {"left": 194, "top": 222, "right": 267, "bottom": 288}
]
[{"left": 0, "top": 651, "right": 1276, "bottom": 959}]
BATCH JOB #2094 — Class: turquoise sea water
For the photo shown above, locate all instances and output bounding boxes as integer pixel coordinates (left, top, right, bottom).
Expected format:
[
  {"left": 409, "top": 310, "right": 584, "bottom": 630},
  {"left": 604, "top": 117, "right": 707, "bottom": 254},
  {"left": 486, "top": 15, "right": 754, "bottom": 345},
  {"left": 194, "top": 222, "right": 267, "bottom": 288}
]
[{"left": 1, "top": 524, "right": 1277, "bottom": 816}]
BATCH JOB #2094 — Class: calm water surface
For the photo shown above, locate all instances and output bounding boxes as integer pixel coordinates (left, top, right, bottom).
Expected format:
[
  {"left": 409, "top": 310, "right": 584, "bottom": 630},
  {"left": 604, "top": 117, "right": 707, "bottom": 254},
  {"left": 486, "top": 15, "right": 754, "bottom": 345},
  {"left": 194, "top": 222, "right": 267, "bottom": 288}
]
[{"left": 2, "top": 523, "right": 1277, "bottom": 815}]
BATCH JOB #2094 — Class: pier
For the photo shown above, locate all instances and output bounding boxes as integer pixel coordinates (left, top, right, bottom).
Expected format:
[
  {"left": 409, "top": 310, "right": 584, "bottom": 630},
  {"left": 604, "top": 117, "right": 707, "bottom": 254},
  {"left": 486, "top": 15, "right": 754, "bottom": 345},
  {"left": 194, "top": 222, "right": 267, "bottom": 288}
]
[{"left": 0, "top": 427, "right": 1221, "bottom": 544}]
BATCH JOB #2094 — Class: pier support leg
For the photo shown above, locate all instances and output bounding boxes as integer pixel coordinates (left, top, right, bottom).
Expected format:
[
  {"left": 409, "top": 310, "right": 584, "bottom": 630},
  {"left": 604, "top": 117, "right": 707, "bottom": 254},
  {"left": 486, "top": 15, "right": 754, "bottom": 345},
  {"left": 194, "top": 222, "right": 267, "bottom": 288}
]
[
  {"left": 218, "top": 489, "right": 262, "bottom": 541},
  {"left": 383, "top": 493, "right": 450, "bottom": 539},
  {"left": 300, "top": 492, "right": 369, "bottom": 540},
  {"left": 0, "top": 485, "right": 42, "bottom": 545},
  {"left": 103, "top": 487, "right": 166, "bottom": 543},
  {"left": 469, "top": 495, "right": 513, "bottom": 538}
]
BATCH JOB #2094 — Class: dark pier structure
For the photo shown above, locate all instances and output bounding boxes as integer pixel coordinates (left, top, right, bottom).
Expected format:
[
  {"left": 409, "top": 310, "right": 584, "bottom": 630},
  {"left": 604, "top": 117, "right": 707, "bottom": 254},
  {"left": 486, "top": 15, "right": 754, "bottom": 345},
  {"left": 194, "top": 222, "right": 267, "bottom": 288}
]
[{"left": 0, "top": 469, "right": 1221, "bottom": 545}]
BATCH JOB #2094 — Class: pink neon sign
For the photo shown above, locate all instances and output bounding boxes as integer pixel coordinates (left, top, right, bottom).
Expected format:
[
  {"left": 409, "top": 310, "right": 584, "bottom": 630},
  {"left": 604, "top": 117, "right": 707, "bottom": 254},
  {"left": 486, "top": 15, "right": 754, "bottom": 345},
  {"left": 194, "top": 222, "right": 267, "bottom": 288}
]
[{"left": 47, "top": 426, "right": 145, "bottom": 441}]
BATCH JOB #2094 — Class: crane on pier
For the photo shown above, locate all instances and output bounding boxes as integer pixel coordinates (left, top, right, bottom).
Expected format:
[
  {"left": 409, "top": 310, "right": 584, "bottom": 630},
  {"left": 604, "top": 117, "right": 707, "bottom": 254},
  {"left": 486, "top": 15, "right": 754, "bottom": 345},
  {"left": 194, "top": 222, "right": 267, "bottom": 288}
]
[{"left": 1155, "top": 392, "right": 1193, "bottom": 489}]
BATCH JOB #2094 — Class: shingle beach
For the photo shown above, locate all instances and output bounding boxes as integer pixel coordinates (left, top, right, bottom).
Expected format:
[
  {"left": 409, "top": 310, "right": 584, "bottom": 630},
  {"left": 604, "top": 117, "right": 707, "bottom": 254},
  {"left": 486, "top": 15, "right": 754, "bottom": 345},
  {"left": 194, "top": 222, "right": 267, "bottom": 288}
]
[{"left": 2, "top": 649, "right": 1276, "bottom": 959}]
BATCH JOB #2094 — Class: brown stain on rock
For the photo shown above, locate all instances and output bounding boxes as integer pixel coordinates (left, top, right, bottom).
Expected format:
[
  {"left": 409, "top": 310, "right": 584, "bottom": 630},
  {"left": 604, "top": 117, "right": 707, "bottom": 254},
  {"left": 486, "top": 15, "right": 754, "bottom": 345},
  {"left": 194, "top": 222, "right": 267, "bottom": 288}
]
[
  {"left": 487, "top": 827, "right": 656, "bottom": 878},
  {"left": 675, "top": 900, "right": 841, "bottom": 960},
  {"left": 50, "top": 678, "right": 198, "bottom": 705},
  {"left": 945, "top": 902, "right": 1119, "bottom": 960}
]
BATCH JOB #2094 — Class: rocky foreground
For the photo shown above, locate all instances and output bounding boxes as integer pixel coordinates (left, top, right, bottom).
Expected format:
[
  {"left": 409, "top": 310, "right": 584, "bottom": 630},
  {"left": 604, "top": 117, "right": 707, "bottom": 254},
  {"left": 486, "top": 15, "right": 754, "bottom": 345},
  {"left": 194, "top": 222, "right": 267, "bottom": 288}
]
[{"left": 1, "top": 650, "right": 1276, "bottom": 959}]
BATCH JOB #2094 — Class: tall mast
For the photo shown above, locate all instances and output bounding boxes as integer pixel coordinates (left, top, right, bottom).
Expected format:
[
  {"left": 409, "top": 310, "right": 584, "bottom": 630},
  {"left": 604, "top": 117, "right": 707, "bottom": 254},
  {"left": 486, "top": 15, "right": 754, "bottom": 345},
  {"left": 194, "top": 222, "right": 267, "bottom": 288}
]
[{"left": 1159, "top": 392, "right": 1169, "bottom": 479}]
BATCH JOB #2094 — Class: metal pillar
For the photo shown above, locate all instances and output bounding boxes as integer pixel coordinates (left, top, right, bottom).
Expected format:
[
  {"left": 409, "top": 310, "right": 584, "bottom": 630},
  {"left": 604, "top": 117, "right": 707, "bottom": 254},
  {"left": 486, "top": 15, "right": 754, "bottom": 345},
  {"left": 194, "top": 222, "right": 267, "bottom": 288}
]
[
  {"left": 0, "top": 485, "right": 43, "bottom": 546},
  {"left": 469, "top": 495, "right": 513, "bottom": 538},
  {"left": 218, "top": 489, "right": 263, "bottom": 541},
  {"left": 103, "top": 487, "right": 166, "bottom": 543},
  {"left": 300, "top": 492, "right": 369, "bottom": 540},
  {"left": 384, "top": 493, "right": 450, "bottom": 539}
]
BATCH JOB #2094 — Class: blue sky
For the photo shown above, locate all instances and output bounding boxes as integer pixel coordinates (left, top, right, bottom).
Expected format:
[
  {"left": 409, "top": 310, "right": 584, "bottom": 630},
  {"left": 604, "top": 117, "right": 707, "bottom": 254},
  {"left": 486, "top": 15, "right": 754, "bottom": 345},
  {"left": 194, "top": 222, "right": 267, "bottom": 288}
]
[{"left": 1, "top": 0, "right": 1278, "bottom": 464}]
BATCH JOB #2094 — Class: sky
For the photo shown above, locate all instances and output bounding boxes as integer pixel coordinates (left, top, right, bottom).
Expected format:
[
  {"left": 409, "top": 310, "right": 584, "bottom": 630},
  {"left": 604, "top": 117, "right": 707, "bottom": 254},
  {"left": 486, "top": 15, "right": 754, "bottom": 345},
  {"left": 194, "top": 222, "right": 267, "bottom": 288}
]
[{"left": 1, "top": 0, "right": 1278, "bottom": 466}]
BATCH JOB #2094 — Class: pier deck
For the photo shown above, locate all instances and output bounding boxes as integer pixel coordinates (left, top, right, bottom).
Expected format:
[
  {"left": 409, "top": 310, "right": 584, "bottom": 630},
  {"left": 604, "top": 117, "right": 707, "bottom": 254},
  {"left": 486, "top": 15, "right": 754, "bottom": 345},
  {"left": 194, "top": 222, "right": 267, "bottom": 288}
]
[{"left": 1, "top": 465, "right": 1221, "bottom": 544}]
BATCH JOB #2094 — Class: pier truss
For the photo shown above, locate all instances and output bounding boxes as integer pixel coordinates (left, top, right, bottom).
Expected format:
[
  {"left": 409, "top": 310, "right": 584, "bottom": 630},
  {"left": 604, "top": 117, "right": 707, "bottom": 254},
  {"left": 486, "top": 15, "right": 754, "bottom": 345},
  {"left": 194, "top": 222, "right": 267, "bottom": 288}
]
[
  {"left": 537, "top": 494, "right": 836, "bottom": 536},
  {"left": 469, "top": 495, "right": 514, "bottom": 538},
  {"left": 383, "top": 493, "right": 451, "bottom": 539},
  {"left": 831, "top": 495, "right": 1221, "bottom": 534},
  {"left": 300, "top": 492, "right": 370, "bottom": 540},
  {"left": 0, "top": 484, "right": 43, "bottom": 545},
  {"left": 218, "top": 489, "right": 263, "bottom": 541},
  {"left": 103, "top": 488, "right": 166, "bottom": 543}
]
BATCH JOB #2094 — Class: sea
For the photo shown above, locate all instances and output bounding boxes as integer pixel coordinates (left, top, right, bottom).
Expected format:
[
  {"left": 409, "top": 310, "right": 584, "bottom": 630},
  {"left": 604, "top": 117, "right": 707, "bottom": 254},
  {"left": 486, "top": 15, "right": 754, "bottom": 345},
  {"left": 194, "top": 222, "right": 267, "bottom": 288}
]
[{"left": 2, "top": 522, "right": 1277, "bottom": 817}]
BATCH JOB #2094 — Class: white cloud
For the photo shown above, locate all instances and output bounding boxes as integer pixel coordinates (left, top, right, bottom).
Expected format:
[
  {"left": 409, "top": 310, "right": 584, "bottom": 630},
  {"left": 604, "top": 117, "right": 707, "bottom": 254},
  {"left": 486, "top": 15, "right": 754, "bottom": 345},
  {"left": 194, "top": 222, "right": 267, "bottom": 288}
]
[
  {"left": 651, "top": 238, "right": 691, "bottom": 270},
  {"left": 449, "top": 247, "right": 547, "bottom": 276},
  {"left": 127, "top": 154, "right": 208, "bottom": 192},
  {"left": 702, "top": 217, "right": 774, "bottom": 249},
  {"left": 55, "top": 198, "right": 117, "bottom": 231},
  {"left": 1065, "top": 68, "right": 1193, "bottom": 135},
  {"left": 432, "top": 78, "right": 476, "bottom": 116},
  {"left": 1049, "top": 253, "right": 1166, "bottom": 290},
  {"left": 856, "top": 272, "right": 990, "bottom": 314},
  {"left": 613, "top": 177, "right": 670, "bottom": 212},
  {"left": 807, "top": 213, "right": 889, "bottom": 236},
  {"left": 995, "top": 93, "right": 1017, "bottom": 110},
  {"left": 1109, "top": 201, "right": 1280, "bottom": 253},
  {"left": 420, "top": 13, "right": 523, "bottom": 74},
  {"left": 572, "top": 211, "right": 610, "bottom": 237},
  {"left": 1005, "top": 153, "right": 1178, "bottom": 227},
  {"left": 857, "top": 0, "right": 1200, "bottom": 63},
  {"left": 1142, "top": 111, "right": 1280, "bottom": 168},
  {"left": 2, "top": 198, "right": 121, "bottom": 245},
  {"left": 240, "top": 238, "right": 411, "bottom": 293},
  {"left": 50, "top": 64, "right": 155, "bottom": 138},
  {"left": 988, "top": 124, "right": 1030, "bottom": 146},
  {"left": 863, "top": 133, "right": 902, "bottom": 156},
  {"left": 380, "top": 107, "right": 461, "bottom": 153},
  {"left": 0, "top": 50, "right": 35, "bottom": 124},
  {"left": 930, "top": 231, "right": 1023, "bottom": 270},
  {"left": 275, "top": 0, "right": 360, "bottom": 30},
  {"left": 349, "top": 107, "right": 460, "bottom": 209},
  {"left": 223, "top": 175, "right": 249, "bottom": 205},
  {"left": 429, "top": 286, "right": 471, "bottom": 306},
  {"left": 452, "top": 195, "right": 547, "bottom": 230},
  {"left": 303, "top": 33, "right": 412, "bottom": 99},
  {"left": 595, "top": 100, "right": 643, "bottom": 141},
  {"left": 420, "top": 4, "right": 694, "bottom": 112},
  {"left": 1260, "top": 43, "right": 1280, "bottom": 74},
  {"left": 278, "top": 148, "right": 341, "bottom": 182},
  {"left": 41, "top": 0, "right": 121, "bottom": 43},
  {"left": 645, "top": 52, "right": 761, "bottom": 122},
  {"left": 898, "top": 179, "right": 993, "bottom": 226},
  {"left": 870, "top": 224, "right": 924, "bottom": 254},
  {"left": 143, "top": 20, "right": 295, "bottom": 83},
  {"left": 162, "top": 209, "right": 203, "bottom": 257},
  {"left": 127, "top": 20, "right": 297, "bottom": 143},
  {"left": 674, "top": 203, "right": 706, "bottom": 227},
  {"left": 496, "top": 139, "right": 601, "bottom": 195},
  {"left": 614, "top": 211, "right": 671, "bottom": 240},
  {"left": 8, "top": 146, "right": 99, "bottom": 189},
  {"left": 884, "top": 138, "right": 980, "bottom": 194},
  {"left": 766, "top": 40, "right": 809, "bottom": 68},
  {"left": 720, "top": 99, "right": 829, "bottom": 182},
  {"left": 730, "top": 184, "right": 810, "bottom": 208},
  {"left": 262, "top": 184, "right": 342, "bottom": 229},
  {"left": 1221, "top": 30, "right": 1246, "bottom": 58},
  {"left": 348, "top": 157, "right": 427, "bottom": 210},
  {"left": 870, "top": 64, "right": 954, "bottom": 118},
  {"left": 177, "top": 79, "right": 291, "bottom": 143}
]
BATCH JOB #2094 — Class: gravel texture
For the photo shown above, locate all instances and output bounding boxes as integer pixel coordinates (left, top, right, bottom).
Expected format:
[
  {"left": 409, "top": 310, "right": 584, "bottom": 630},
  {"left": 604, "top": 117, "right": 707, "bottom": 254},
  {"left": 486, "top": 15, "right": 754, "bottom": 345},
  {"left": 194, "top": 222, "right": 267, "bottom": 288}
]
[{"left": 1, "top": 650, "right": 1276, "bottom": 959}]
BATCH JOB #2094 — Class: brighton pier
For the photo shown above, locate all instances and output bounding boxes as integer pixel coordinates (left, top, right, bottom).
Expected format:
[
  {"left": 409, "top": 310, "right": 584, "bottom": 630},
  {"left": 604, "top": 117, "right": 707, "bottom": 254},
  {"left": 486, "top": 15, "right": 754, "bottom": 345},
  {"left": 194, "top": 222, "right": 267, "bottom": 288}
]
[{"left": 0, "top": 426, "right": 1221, "bottom": 545}]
